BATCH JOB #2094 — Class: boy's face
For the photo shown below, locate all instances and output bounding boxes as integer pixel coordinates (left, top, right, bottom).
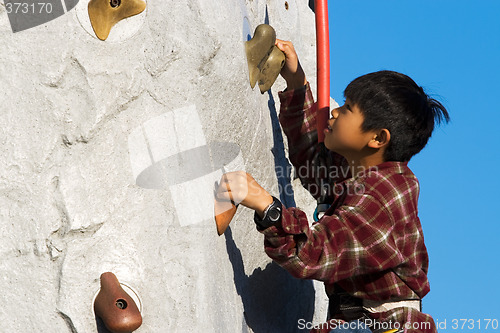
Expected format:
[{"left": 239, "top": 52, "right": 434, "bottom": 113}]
[{"left": 324, "top": 100, "right": 378, "bottom": 160}]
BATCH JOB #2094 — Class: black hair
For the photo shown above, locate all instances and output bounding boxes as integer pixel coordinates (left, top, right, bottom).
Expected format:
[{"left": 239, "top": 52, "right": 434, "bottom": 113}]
[{"left": 344, "top": 70, "right": 450, "bottom": 162}]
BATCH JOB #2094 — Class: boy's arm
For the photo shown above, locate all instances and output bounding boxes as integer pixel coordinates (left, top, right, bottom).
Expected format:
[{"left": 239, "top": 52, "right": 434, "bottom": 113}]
[
  {"left": 278, "top": 82, "right": 319, "bottom": 183},
  {"left": 279, "top": 84, "right": 348, "bottom": 199},
  {"left": 276, "top": 40, "right": 349, "bottom": 200},
  {"left": 214, "top": 172, "right": 404, "bottom": 283},
  {"left": 260, "top": 192, "right": 405, "bottom": 284}
]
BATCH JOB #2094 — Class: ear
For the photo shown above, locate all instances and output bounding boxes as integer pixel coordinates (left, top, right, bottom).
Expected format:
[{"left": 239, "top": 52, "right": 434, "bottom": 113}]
[{"left": 368, "top": 129, "right": 391, "bottom": 149}]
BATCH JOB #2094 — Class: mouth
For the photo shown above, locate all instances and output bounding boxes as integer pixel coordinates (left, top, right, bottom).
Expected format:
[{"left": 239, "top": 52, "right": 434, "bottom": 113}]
[{"left": 324, "top": 124, "right": 333, "bottom": 134}]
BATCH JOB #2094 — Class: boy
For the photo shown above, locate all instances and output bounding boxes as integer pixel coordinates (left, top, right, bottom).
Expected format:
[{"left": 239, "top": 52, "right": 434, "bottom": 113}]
[{"left": 217, "top": 40, "right": 449, "bottom": 333}]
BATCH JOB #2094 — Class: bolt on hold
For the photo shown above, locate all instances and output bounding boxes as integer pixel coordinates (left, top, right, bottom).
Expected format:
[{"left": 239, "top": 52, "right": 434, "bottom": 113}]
[{"left": 94, "top": 272, "right": 142, "bottom": 333}]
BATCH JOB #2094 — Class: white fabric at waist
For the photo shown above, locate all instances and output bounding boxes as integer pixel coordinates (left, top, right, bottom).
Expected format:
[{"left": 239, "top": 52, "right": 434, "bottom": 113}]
[{"left": 363, "top": 299, "right": 421, "bottom": 313}]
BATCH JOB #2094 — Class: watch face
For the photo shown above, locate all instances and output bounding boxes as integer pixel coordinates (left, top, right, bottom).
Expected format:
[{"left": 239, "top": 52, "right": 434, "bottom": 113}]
[
  {"left": 268, "top": 205, "right": 281, "bottom": 222},
  {"left": 254, "top": 197, "right": 282, "bottom": 230}
]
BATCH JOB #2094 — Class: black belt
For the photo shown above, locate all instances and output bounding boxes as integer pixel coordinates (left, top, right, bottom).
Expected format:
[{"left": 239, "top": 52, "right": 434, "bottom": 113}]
[
  {"left": 327, "top": 288, "right": 414, "bottom": 333},
  {"left": 328, "top": 290, "right": 366, "bottom": 322}
]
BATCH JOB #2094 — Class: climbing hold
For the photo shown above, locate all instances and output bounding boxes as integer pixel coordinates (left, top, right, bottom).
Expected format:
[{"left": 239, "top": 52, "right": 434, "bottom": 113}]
[
  {"left": 88, "top": 0, "right": 146, "bottom": 40},
  {"left": 214, "top": 198, "right": 237, "bottom": 236},
  {"left": 94, "top": 272, "right": 142, "bottom": 333},
  {"left": 258, "top": 45, "right": 286, "bottom": 92},
  {"left": 245, "top": 24, "right": 285, "bottom": 94}
]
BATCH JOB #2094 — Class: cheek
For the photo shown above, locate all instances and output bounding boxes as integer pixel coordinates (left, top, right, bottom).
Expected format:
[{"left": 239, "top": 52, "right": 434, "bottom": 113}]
[{"left": 332, "top": 119, "right": 345, "bottom": 133}]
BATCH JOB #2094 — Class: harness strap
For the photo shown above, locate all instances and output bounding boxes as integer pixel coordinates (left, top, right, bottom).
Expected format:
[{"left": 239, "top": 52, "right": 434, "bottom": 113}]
[
  {"left": 363, "top": 299, "right": 422, "bottom": 313},
  {"left": 328, "top": 288, "right": 422, "bottom": 321}
]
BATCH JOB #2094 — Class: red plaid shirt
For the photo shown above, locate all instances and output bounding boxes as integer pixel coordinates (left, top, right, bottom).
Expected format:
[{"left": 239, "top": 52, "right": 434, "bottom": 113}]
[{"left": 259, "top": 83, "right": 436, "bottom": 333}]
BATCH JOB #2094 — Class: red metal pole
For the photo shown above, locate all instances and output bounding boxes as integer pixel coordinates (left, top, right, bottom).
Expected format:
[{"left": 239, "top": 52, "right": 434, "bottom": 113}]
[{"left": 315, "top": 0, "right": 330, "bottom": 143}]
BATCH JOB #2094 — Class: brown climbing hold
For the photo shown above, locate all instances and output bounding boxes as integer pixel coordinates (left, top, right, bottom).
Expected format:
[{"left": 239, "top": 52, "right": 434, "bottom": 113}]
[
  {"left": 94, "top": 272, "right": 142, "bottom": 333},
  {"left": 214, "top": 198, "right": 237, "bottom": 236},
  {"left": 88, "top": 0, "right": 146, "bottom": 41},
  {"left": 245, "top": 24, "right": 285, "bottom": 93}
]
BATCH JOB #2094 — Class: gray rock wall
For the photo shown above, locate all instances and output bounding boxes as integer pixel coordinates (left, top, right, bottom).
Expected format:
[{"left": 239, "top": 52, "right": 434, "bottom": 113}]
[{"left": 0, "top": 0, "right": 328, "bottom": 331}]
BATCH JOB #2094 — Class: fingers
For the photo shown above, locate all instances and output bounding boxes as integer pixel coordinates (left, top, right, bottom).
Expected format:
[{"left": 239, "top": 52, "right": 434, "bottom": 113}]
[
  {"left": 216, "top": 190, "right": 234, "bottom": 203},
  {"left": 275, "top": 39, "right": 306, "bottom": 90},
  {"left": 215, "top": 174, "right": 232, "bottom": 202},
  {"left": 215, "top": 171, "right": 272, "bottom": 213},
  {"left": 275, "top": 39, "right": 298, "bottom": 66},
  {"left": 216, "top": 171, "right": 249, "bottom": 205},
  {"left": 275, "top": 39, "right": 293, "bottom": 53},
  {"left": 215, "top": 173, "right": 234, "bottom": 202}
]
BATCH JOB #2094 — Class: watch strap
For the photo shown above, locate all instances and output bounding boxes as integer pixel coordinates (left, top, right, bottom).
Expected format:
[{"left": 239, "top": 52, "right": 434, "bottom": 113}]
[{"left": 254, "top": 196, "right": 282, "bottom": 230}]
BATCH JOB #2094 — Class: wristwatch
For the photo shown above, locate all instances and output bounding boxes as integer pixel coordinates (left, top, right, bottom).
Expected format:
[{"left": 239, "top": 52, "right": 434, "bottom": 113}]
[{"left": 254, "top": 196, "right": 282, "bottom": 230}]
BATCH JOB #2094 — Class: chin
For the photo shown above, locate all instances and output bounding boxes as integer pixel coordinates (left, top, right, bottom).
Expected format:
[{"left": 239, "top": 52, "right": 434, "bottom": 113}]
[
  {"left": 324, "top": 143, "right": 347, "bottom": 158},
  {"left": 324, "top": 140, "right": 335, "bottom": 151}
]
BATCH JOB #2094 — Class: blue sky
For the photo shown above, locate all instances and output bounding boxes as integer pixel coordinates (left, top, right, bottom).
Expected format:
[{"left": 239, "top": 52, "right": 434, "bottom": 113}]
[{"left": 328, "top": 0, "right": 500, "bottom": 329}]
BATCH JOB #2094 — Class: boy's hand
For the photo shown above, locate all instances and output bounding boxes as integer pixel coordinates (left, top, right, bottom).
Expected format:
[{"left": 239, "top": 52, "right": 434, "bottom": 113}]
[
  {"left": 275, "top": 39, "right": 307, "bottom": 90},
  {"left": 216, "top": 171, "right": 273, "bottom": 218}
]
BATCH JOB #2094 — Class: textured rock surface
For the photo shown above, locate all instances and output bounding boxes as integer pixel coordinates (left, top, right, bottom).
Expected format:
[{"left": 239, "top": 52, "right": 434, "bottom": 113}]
[{"left": 0, "top": 0, "right": 329, "bottom": 331}]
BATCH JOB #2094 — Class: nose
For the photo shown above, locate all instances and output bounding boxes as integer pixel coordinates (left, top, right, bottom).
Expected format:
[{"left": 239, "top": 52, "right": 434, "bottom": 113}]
[{"left": 331, "top": 107, "right": 339, "bottom": 119}]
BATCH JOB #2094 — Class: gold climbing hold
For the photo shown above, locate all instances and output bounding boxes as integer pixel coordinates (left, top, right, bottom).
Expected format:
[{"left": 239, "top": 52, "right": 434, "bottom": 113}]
[
  {"left": 245, "top": 24, "right": 285, "bottom": 94},
  {"left": 88, "top": 0, "right": 146, "bottom": 41}
]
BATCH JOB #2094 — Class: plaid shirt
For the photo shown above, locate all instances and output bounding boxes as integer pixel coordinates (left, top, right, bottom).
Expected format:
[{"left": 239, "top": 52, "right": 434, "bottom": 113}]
[{"left": 259, "top": 83, "right": 436, "bottom": 333}]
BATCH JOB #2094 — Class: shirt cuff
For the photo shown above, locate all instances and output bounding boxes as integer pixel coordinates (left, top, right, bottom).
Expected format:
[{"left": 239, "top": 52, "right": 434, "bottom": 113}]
[
  {"left": 259, "top": 206, "right": 308, "bottom": 237},
  {"left": 278, "top": 82, "right": 314, "bottom": 116}
]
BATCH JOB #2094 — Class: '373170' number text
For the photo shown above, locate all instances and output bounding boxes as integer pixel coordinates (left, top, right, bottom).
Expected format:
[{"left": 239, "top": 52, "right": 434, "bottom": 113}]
[{"left": 5, "top": 2, "right": 53, "bottom": 14}]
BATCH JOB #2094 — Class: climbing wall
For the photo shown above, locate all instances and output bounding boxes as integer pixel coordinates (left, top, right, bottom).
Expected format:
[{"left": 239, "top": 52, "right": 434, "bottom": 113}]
[{"left": 0, "top": 0, "right": 328, "bottom": 331}]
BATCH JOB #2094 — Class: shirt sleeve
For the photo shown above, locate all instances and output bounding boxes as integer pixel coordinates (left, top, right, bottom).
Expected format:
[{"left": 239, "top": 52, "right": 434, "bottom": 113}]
[
  {"left": 278, "top": 82, "right": 318, "bottom": 151},
  {"left": 278, "top": 83, "right": 349, "bottom": 199},
  {"left": 260, "top": 189, "right": 406, "bottom": 285}
]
